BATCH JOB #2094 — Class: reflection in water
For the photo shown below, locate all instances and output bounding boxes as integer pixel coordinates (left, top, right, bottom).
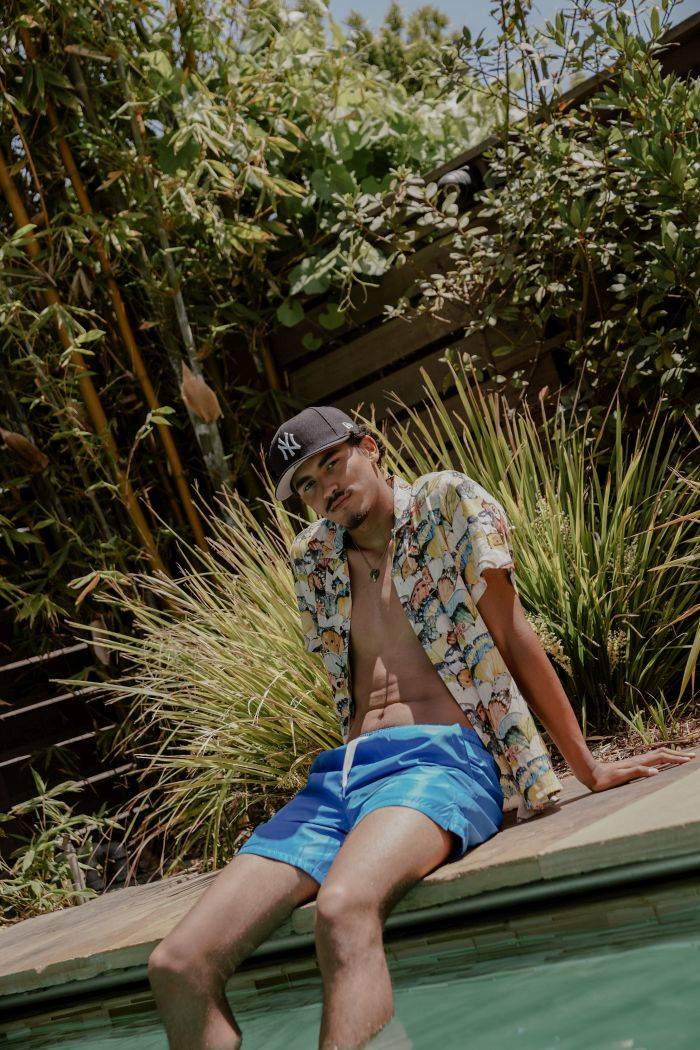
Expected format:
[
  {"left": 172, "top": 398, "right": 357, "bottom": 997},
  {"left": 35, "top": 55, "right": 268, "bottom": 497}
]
[
  {"left": 367, "top": 1016, "right": 414, "bottom": 1048},
  {"left": 2, "top": 891, "right": 699, "bottom": 1050}
]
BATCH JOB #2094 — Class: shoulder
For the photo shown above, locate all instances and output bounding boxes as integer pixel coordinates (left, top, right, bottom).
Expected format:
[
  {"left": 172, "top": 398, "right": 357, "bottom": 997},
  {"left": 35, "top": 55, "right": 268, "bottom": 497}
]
[
  {"left": 409, "top": 470, "right": 510, "bottom": 527},
  {"left": 289, "top": 517, "right": 330, "bottom": 568},
  {"left": 410, "top": 469, "right": 494, "bottom": 506}
]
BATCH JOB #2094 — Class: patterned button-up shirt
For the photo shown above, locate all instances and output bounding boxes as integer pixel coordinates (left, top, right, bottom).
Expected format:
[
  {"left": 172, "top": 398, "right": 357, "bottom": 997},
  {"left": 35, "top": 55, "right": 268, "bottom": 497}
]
[{"left": 290, "top": 470, "right": 563, "bottom": 820}]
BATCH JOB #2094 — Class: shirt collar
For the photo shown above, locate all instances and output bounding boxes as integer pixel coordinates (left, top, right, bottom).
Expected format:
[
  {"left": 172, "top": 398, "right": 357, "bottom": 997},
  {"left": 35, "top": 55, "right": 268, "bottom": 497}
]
[{"left": 320, "top": 472, "right": 413, "bottom": 559}]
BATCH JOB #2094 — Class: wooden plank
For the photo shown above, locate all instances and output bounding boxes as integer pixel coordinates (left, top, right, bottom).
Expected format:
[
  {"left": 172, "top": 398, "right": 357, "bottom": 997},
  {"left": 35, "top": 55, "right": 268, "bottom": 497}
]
[
  {"left": 289, "top": 299, "right": 545, "bottom": 407},
  {"left": 333, "top": 345, "right": 455, "bottom": 422},
  {"left": 334, "top": 333, "right": 554, "bottom": 423},
  {"left": 0, "top": 683, "right": 103, "bottom": 720},
  {"left": 289, "top": 300, "right": 471, "bottom": 403},
  {"left": 0, "top": 642, "right": 88, "bottom": 675},
  {"left": 382, "top": 349, "right": 566, "bottom": 465}
]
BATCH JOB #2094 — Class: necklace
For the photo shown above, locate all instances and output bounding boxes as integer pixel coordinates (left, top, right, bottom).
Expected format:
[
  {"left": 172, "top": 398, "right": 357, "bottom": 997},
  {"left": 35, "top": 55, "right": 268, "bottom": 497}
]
[{"left": 349, "top": 531, "right": 393, "bottom": 581}]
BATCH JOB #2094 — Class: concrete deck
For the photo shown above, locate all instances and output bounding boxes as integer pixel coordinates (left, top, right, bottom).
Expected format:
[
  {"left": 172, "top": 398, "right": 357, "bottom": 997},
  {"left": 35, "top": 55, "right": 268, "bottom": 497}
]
[{"left": 1, "top": 761, "right": 699, "bottom": 1006}]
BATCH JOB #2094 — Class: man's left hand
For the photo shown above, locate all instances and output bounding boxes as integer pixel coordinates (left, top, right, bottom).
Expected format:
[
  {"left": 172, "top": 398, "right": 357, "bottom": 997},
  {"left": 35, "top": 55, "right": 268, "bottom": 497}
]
[{"left": 582, "top": 748, "right": 696, "bottom": 792}]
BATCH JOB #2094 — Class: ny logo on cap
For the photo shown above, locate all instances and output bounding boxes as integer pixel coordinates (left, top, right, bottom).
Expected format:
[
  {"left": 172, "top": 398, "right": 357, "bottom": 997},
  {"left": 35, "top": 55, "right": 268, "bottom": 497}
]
[
  {"left": 342, "top": 422, "right": 353, "bottom": 429},
  {"left": 277, "top": 431, "right": 301, "bottom": 461}
]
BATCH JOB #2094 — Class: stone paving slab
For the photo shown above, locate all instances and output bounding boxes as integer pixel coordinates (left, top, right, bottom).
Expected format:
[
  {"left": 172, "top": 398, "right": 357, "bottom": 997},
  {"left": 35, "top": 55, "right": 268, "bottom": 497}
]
[{"left": 1, "top": 760, "right": 698, "bottom": 1001}]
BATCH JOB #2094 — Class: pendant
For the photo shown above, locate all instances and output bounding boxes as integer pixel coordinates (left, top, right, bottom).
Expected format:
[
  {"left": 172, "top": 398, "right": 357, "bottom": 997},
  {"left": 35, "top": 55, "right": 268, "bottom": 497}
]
[{"left": 370, "top": 568, "right": 380, "bottom": 581}]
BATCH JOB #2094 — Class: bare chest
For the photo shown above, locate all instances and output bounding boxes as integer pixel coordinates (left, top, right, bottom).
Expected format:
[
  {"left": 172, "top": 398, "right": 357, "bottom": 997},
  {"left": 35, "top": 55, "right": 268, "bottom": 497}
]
[{"left": 347, "top": 546, "right": 412, "bottom": 652}]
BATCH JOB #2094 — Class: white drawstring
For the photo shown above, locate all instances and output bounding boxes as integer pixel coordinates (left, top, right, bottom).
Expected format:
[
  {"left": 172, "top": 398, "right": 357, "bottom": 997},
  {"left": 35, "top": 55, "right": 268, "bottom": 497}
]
[{"left": 341, "top": 736, "right": 362, "bottom": 795}]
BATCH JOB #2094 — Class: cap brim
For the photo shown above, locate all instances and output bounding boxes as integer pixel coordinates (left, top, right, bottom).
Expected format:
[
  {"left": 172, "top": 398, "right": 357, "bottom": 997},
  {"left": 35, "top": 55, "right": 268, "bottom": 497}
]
[{"left": 275, "top": 435, "right": 352, "bottom": 500}]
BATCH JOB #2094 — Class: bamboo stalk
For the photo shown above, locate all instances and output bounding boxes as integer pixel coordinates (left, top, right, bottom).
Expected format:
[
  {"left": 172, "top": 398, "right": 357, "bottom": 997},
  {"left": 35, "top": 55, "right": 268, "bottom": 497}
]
[
  {"left": 91, "top": 19, "right": 234, "bottom": 497},
  {"left": 0, "top": 144, "right": 168, "bottom": 576},
  {"left": 138, "top": 8, "right": 281, "bottom": 401},
  {"left": 17, "top": 343, "right": 125, "bottom": 550},
  {"left": 21, "top": 28, "right": 209, "bottom": 554},
  {"left": 257, "top": 332, "right": 282, "bottom": 393}
]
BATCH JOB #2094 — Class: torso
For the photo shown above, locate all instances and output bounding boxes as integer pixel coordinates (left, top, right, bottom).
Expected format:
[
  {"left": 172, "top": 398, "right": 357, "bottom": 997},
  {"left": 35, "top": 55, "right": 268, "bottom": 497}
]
[{"left": 346, "top": 539, "right": 474, "bottom": 743}]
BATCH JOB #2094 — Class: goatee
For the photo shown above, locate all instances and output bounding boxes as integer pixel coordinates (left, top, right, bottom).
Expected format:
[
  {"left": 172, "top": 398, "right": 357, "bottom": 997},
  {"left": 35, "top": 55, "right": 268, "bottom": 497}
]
[{"left": 346, "top": 509, "right": 369, "bottom": 531}]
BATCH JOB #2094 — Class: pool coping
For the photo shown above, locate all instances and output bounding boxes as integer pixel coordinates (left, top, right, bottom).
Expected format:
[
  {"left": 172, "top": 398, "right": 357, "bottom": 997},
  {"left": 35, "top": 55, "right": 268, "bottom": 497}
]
[{"left": 1, "top": 761, "right": 699, "bottom": 1013}]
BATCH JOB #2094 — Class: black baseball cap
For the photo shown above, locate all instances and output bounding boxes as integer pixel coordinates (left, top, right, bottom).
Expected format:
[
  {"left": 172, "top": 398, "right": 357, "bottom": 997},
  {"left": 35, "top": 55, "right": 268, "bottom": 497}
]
[{"left": 267, "top": 406, "right": 362, "bottom": 500}]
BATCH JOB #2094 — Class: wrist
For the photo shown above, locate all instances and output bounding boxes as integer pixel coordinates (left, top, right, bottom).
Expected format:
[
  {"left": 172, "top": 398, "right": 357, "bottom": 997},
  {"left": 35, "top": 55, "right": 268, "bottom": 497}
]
[
  {"left": 572, "top": 755, "right": 601, "bottom": 787},
  {"left": 558, "top": 742, "right": 599, "bottom": 785}
]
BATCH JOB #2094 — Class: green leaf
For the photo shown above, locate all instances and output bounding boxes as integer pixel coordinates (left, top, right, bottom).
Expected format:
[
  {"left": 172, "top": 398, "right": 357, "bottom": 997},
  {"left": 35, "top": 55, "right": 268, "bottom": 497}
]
[
  {"left": 144, "top": 50, "right": 173, "bottom": 80},
  {"left": 318, "top": 303, "right": 346, "bottom": 330},
  {"left": 155, "top": 137, "right": 200, "bottom": 176},
  {"left": 670, "top": 155, "right": 686, "bottom": 188},
  {"left": 327, "top": 164, "right": 356, "bottom": 196},
  {"left": 276, "top": 299, "right": 305, "bottom": 327},
  {"left": 310, "top": 169, "right": 332, "bottom": 202},
  {"left": 287, "top": 248, "right": 340, "bottom": 296},
  {"left": 75, "top": 329, "right": 104, "bottom": 346},
  {"left": 302, "top": 332, "right": 323, "bottom": 351}
]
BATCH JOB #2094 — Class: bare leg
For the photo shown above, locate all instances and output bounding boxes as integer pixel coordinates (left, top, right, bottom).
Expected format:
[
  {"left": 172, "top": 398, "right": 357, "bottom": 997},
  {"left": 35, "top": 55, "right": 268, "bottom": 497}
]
[
  {"left": 148, "top": 852, "right": 320, "bottom": 1050},
  {"left": 314, "top": 806, "right": 457, "bottom": 1049}
]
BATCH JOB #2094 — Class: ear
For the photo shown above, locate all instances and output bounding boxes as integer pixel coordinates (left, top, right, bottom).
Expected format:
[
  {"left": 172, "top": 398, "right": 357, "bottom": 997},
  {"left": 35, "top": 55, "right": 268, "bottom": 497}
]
[{"left": 358, "top": 434, "right": 378, "bottom": 460}]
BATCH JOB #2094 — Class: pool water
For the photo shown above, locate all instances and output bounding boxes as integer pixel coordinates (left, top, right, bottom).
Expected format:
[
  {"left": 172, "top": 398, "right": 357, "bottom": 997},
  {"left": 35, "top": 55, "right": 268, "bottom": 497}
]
[{"left": 2, "top": 879, "right": 699, "bottom": 1049}]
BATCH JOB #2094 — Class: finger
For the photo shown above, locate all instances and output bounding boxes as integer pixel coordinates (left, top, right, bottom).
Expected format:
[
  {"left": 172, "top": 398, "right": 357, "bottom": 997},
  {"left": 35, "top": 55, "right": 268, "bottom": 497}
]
[
  {"left": 649, "top": 753, "right": 696, "bottom": 767},
  {"left": 636, "top": 750, "right": 695, "bottom": 764},
  {"left": 631, "top": 755, "right": 664, "bottom": 767},
  {"left": 651, "top": 747, "right": 696, "bottom": 757}
]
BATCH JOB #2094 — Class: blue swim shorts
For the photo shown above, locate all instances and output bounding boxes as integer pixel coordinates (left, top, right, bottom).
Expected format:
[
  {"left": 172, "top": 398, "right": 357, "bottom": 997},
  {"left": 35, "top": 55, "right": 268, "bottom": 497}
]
[{"left": 236, "top": 722, "right": 504, "bottom": 885}]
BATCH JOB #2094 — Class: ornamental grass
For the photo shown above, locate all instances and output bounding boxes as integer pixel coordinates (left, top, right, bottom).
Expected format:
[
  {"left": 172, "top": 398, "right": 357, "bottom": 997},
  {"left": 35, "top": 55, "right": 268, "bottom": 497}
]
[{"left": 68, "top": 363, "right": 698, "bottom": 871}]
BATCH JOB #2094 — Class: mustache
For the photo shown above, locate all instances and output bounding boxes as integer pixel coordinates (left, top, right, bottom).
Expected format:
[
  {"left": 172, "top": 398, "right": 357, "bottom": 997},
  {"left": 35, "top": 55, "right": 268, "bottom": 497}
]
[{"left": 329, "top": 491, "right": 348, "bottom": 511}]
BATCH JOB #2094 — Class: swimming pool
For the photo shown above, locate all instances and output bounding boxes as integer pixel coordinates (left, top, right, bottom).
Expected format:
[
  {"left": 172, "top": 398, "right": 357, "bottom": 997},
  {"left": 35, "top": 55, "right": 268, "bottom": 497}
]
[{"left": 2, "top": 875, "right": 698, "bottom": 1049}]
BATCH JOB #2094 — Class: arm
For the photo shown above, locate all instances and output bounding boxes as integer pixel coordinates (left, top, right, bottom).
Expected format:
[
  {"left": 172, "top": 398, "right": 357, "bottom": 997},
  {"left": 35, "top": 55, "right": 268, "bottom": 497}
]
[{"left": 478, "top": 568, "right": 695, "bottom": 790}]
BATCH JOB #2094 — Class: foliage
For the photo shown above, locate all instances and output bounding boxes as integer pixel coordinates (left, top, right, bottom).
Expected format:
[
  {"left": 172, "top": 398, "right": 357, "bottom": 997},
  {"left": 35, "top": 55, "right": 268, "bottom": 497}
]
[
  {"left": 69, "top": 367, "right": 698, "bottom": 870},
  {"left": 0, "top": 771, "right": 121, "bottom": 925},
  {"left": 0, "top": 0, "right": 495, "bottom": 653},
  {"left": 352, "top": 0, "right": 699, "bottom": 425},
  {"left": 62, "top": 481, "right": 337, "bottom": 870},
  {"left": 346, "top": 3, "right": 453, "bottom": 94}
]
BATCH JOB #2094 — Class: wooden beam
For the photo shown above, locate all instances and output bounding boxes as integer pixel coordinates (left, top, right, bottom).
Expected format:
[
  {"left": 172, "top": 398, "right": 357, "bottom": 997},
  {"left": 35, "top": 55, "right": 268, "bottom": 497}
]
[{"left": 289, "top": 301, "right": 470, "bottom": 403}]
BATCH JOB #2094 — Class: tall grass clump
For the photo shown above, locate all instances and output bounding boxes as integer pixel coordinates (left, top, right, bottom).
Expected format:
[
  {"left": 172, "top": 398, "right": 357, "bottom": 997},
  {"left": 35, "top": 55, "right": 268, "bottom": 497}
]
[
  {"left": 385, "top": 360, "right": 699, "bottom": 738},
  {"left": 66, "top": 486, "right": 335, "bottom": 871}
]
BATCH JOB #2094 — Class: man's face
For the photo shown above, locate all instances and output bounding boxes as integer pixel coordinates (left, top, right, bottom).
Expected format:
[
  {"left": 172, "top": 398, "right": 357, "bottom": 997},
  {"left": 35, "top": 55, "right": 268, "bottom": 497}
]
[{"left": 290, "top": 436, "right": 380, "bottom": 527}]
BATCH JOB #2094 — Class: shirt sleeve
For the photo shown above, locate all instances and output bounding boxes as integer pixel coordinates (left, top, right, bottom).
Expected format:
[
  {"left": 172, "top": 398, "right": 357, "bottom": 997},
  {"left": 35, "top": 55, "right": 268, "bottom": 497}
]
[
  {"left": 443, "top": 476, "right": 518, "bottom": 608},
  {"left": 290, "top": 543, "right": 323, "bottom": 655}
]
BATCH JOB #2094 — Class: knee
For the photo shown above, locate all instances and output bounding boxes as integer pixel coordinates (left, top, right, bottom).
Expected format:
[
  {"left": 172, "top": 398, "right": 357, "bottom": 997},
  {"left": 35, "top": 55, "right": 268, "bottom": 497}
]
[
  {"left": 147, "top": 937, "right": 207, "bottom": 995},
  {"left": 315, "top": 883, "right": 377, "bottom": 930}
]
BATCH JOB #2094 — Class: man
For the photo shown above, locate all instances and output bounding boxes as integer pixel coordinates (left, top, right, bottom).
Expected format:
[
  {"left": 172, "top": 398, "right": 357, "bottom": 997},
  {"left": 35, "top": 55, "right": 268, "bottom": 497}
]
[{"left": 148, "top": 405, "right": 694, "bottom": 1050}]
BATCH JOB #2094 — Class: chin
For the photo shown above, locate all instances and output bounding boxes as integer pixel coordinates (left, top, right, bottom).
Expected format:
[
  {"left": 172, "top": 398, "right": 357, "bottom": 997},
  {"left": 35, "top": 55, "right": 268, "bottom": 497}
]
[{"left": 346, "top": 509, "right": 368, "bottom": 530}]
